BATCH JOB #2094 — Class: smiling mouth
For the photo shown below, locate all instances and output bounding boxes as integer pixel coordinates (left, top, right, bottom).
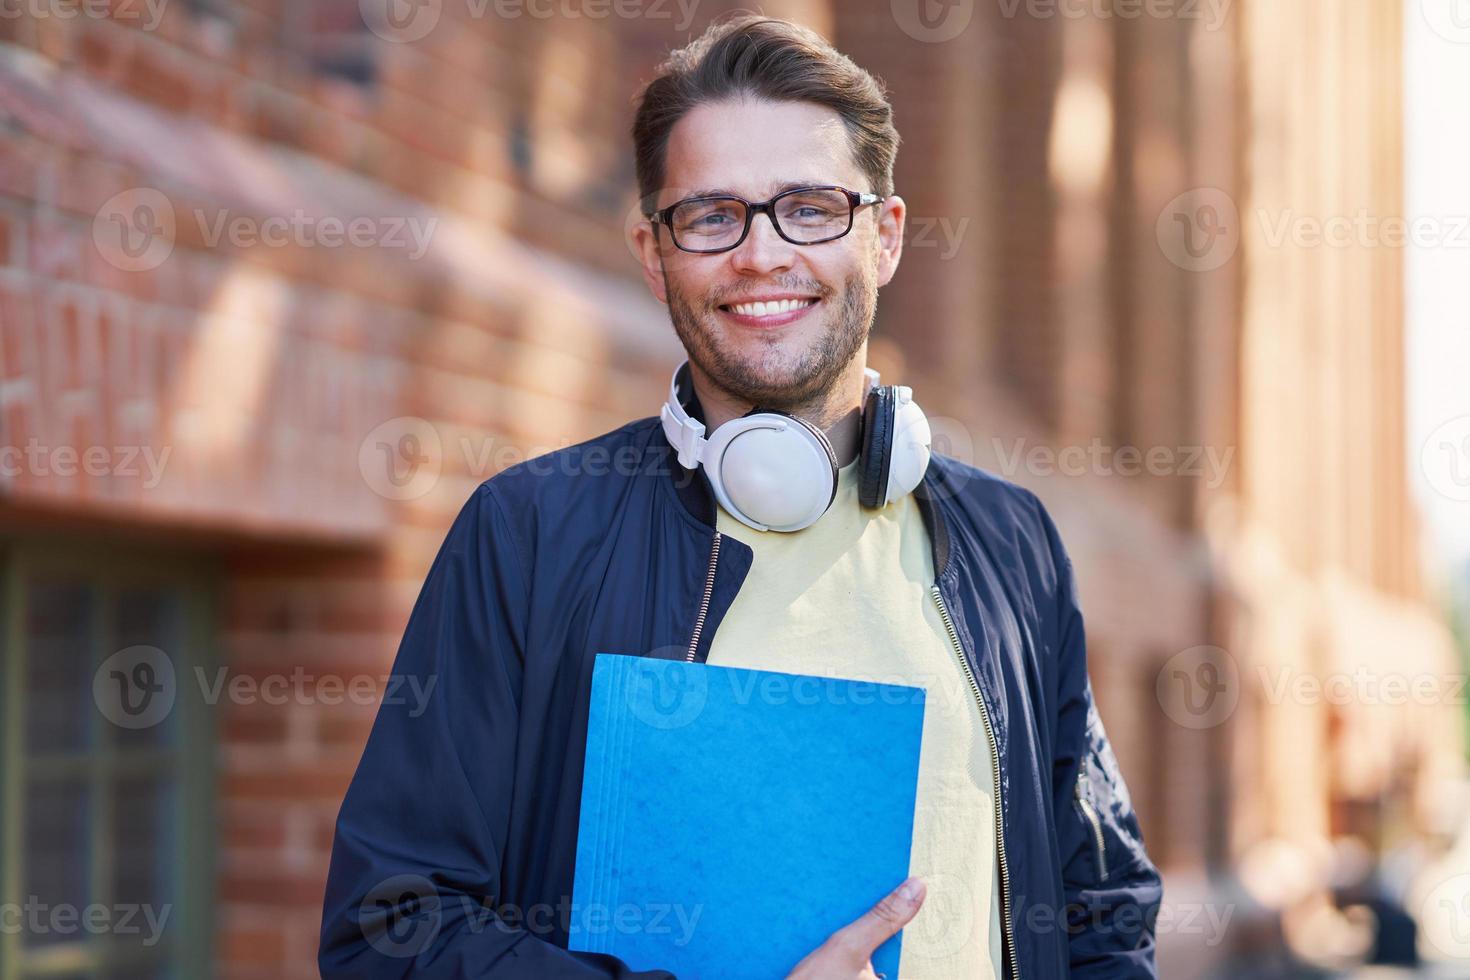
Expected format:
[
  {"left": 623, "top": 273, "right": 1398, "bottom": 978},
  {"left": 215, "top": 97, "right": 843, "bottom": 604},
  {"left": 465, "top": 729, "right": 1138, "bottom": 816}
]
[{"left": 718, "top": 297, "right": 820, "bottom": 317}]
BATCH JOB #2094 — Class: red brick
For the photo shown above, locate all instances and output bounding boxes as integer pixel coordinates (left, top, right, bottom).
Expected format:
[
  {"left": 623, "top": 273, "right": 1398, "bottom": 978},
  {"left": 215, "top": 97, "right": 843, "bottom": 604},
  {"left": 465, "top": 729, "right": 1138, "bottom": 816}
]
[
  {"left": 218, "top": 924, "right": 287, "bottom": 971},
  {"left": 222, "top": 765, "right": 356, "bottom": 805}
]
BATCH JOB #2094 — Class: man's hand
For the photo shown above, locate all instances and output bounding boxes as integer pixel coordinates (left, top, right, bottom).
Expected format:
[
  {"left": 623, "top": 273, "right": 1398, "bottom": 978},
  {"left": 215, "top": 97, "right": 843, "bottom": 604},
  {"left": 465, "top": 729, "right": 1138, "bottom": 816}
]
[{"left": 785, "top": 877, "right": 926, "bottom": 979}]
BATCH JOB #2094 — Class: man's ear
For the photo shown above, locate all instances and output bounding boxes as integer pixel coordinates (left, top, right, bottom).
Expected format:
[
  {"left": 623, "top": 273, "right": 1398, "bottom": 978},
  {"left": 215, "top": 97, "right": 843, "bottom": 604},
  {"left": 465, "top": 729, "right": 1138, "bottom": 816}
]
[
  {"left": 875, "top": 194, "right": 906, "bottom": 288},
  {"left": 629, "top": 217, "right": 669, "bottom": 305}
]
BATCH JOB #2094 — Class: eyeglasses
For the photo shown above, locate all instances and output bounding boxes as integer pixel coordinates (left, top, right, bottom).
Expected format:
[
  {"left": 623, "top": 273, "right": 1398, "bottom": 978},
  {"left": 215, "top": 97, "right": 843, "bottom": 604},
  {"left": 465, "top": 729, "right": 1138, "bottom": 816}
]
[{"left": 647, "top": 185, "right": 886, "bottom": 254}]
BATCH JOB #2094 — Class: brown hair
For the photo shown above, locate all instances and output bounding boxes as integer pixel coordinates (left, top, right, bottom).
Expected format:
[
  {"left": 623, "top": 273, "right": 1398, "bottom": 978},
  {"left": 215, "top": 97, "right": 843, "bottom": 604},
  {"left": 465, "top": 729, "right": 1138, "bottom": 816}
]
[{"left": 631, "top": 14, "right": 901, "bottom": 211}]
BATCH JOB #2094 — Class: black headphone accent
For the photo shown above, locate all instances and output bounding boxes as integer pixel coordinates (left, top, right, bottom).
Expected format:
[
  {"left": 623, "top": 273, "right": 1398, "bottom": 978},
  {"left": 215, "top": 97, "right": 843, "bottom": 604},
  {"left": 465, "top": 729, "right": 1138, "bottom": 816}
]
[{"left": 858, "top": 384, "right": 896, "bottom": 510}]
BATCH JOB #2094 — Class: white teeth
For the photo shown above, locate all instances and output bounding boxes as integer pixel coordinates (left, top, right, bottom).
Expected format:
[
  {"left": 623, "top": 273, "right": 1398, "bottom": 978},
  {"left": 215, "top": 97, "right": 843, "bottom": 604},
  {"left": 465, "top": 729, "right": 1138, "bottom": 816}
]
[{"left": 729, "top": 298, "right": 815, "bottom": 317}]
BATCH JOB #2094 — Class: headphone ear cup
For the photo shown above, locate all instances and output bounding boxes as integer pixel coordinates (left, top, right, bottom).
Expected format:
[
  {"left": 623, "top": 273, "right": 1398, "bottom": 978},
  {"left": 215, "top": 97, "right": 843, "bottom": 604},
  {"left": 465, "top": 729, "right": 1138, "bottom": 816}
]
[
  {"left": 717, "top": 407, "right": 839, "bottom": 531},
  {"left": 858, "top": 385, "right": 895, "bottom": 509},
  {"left": 886, "top": 387, "right": 932, "bottom": 502}
]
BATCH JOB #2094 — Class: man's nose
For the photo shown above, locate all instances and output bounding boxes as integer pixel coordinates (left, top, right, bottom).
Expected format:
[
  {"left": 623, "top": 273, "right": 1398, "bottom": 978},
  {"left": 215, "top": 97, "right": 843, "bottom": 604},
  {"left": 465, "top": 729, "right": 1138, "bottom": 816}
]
[{"left": 727, "top": 209, "right": 796, "bottom": 276}]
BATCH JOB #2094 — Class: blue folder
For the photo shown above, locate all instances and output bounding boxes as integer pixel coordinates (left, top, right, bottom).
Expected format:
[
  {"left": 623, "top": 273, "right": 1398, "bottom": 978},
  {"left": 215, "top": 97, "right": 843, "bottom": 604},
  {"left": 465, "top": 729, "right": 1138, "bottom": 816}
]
[{"left": 569, "top": 653, "right": 926, "bottom": 978}]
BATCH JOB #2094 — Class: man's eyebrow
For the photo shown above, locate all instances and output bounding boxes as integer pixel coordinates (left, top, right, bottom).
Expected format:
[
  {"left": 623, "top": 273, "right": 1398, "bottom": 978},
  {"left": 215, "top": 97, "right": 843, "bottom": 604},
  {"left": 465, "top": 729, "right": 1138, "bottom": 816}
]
[{"left": 681, "top": 180, "right": 837, "bottom": 200}]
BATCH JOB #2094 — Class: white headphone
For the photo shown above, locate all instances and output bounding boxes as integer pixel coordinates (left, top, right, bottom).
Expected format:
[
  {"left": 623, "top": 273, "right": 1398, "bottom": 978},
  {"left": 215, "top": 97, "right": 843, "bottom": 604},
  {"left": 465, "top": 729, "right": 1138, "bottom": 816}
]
[{"left": 659, "top": 360, "right": 933, "bottom": 532}]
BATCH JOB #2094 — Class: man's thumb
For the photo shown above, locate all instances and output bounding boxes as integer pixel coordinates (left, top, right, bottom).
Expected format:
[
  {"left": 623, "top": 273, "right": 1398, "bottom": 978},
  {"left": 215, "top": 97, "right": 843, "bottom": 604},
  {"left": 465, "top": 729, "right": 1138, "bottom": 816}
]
[{"left": 836, "top": 877, "right": 926, "bottom": 955}]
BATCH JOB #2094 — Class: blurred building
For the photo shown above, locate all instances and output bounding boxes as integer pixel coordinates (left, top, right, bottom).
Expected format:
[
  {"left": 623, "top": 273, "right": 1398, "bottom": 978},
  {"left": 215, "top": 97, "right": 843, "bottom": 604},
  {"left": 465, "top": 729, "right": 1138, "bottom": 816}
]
[{"left": 0, "top": 1, "right": 1460, "bottom": 978}]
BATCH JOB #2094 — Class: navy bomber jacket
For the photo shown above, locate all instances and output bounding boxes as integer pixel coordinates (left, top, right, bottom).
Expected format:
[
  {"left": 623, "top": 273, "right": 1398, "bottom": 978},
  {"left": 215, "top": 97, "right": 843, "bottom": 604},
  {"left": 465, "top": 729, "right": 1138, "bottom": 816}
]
[{"left": 319, "top": 401, "right": 1164, "bottom": 979}]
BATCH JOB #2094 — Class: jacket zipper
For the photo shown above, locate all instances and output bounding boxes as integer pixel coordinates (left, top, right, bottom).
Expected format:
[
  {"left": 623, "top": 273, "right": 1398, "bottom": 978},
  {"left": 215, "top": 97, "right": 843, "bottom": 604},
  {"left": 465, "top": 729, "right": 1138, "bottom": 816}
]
[
  {"left": 684, "top": 532, "right": 722, "bottom": 662},
  {"left": 932, "top": 585, "right": 1019, "bottom": 980},
  {"left": 1074, "top": 760, "right": 1109, "bottom": 881}
]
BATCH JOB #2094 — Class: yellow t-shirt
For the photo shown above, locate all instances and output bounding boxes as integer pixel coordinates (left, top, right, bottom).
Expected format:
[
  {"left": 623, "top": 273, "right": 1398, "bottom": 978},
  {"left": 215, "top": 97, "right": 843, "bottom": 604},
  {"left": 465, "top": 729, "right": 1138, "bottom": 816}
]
[{"left": 707, "top": 458, "right": 1004, "bottom": 980}]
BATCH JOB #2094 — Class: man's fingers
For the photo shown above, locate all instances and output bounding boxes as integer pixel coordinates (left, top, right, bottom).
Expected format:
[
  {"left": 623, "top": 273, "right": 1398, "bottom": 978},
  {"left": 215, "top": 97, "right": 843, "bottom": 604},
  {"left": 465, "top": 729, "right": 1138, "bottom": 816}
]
[{"left": 831, "top": 877, "right": 926, "bottom": 958}]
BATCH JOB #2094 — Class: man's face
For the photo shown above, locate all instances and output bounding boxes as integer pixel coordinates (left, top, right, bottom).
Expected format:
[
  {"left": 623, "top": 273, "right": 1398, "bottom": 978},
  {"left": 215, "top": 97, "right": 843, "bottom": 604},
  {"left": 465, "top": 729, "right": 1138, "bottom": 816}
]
[{"left": 633, "top": 98, "right": 905, "bottom": 410}]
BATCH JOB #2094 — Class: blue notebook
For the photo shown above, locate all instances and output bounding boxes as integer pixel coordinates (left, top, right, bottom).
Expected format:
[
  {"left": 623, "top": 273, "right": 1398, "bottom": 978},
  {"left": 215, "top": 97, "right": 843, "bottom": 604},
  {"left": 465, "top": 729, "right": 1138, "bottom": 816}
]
[{"left": 569, "top": 653, "right": 926, "bottom": 978}]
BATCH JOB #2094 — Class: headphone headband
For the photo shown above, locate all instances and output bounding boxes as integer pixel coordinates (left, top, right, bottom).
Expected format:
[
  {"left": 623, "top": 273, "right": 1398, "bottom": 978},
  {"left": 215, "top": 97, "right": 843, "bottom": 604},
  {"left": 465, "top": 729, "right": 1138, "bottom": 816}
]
[{"left": 660, "top": 361, "right": 880, "bottom": 471}]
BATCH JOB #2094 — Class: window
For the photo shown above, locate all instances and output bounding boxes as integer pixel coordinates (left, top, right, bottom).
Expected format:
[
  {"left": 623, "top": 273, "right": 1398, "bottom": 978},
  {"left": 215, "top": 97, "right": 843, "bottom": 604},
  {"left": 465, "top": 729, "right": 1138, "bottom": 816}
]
[{"left": 0, "top": 548, "right": 214, "bottom": 980}]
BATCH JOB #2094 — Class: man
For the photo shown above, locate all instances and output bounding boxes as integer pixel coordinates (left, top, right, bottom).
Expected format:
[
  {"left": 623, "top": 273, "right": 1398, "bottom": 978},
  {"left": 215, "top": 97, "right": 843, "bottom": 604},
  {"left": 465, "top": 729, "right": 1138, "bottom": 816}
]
[{"left": 320, "top": 15, "right": 1162, "bottom": 979}]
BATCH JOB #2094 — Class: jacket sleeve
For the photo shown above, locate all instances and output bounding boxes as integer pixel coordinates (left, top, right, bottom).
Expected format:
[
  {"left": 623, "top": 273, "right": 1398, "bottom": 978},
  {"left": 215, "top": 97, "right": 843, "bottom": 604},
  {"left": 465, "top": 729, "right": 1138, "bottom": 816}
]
[
  {"left": 1034, "top": 495, "right": 1164, "bottom": 978},
  {"left": 318, "top": 483, "right": 676, "bottom": 979}
]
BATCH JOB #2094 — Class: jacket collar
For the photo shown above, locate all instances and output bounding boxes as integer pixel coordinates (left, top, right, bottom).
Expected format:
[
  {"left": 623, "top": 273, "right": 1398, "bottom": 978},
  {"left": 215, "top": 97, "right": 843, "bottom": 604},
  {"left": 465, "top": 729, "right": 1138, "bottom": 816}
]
[{"left": 666, "top": 375, "right": 721, "bottom": 528}]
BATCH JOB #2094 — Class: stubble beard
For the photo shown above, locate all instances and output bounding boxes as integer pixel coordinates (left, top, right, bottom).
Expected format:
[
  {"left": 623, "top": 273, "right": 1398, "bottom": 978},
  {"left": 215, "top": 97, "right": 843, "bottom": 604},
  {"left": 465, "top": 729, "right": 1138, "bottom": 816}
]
[{"left": 664, "top": 266, "right": 877, "bottom": 412}]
